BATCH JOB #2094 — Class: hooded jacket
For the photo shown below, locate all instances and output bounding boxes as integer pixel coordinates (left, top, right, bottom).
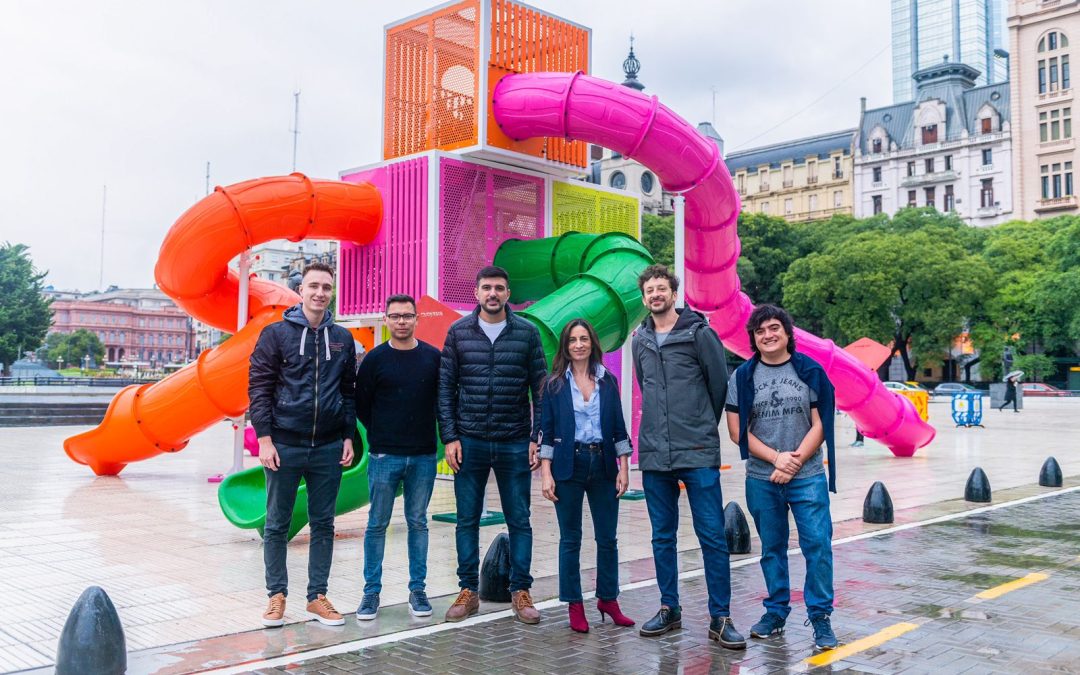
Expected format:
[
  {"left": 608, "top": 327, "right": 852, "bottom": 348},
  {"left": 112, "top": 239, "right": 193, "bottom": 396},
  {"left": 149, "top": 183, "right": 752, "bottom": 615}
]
[
  {"left": 437, "top": 306, "right": 547, "bottom": 443},
  {"left": 632, "top": 308, "right": 730, "bottom": 471},
  {"left": 249, "top": 304, "right": 357, "bottom": 447}
]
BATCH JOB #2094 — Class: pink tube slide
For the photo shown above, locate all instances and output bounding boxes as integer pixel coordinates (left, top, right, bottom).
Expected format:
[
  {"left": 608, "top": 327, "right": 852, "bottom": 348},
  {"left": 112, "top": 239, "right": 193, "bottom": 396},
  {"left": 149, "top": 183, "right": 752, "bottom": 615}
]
[{"left": 492, "top": 72, "right": 934, "bottom": 456}]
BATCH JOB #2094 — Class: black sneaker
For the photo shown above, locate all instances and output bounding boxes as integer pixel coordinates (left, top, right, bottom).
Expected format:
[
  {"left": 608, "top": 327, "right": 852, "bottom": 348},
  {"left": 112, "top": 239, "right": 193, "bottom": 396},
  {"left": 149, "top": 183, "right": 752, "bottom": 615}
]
[
  {"left": 639, "top": 606, "right": 682, "bottom": 637},
  {"left": 356, "top": 593, "right": 379, "bottom": 621},
  {"left": 750, "top": 612, "right": 786, "bottom": 638},
  {"left": 408, "top": 590, "right": 432, "bottom": 618},
  {"left": 806, "top": 615, "right": 838, "bottom": 651},
  {"left": 708, "top": 616, "right": 746, "bottom": 650}
]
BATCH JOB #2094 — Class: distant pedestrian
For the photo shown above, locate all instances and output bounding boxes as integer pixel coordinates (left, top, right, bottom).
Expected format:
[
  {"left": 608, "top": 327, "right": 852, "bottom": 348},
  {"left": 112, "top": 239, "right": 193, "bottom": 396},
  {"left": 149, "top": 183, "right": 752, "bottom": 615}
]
[
  {"left": 249, "top": 262, "right": 356, "bottom": 628},
  {"left": 998, "top": 375, "right": 1019, "bottom": 412},
  {"left": 539, "top": 318, "right": 634, "bottom": 633},
  {"left": 355, "top": 294, "right": 441, "bottom": 621},
  {"left": 725, "top": 304, "right": 839, "bottom": 652}
]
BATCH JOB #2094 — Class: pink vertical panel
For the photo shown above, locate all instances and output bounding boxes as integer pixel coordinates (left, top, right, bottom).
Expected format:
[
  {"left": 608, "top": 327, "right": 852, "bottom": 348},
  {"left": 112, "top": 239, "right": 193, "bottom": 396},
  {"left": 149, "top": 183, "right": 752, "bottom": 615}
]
[
  {"left": 631, "top": 365, "right": 641, "bottom": 465},
  {"left": 438, "top": 157, "right": 544, "bottom": 309},
  {"left": 340, "top": 159, "right": 428, "bottom": 314}
]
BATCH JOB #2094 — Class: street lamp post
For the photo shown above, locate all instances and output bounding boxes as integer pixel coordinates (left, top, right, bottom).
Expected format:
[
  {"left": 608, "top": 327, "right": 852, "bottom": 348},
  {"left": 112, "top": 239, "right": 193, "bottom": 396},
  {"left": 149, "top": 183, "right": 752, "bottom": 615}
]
[{"left": 57, "top": 355, "right": 64, "bottom": 373}]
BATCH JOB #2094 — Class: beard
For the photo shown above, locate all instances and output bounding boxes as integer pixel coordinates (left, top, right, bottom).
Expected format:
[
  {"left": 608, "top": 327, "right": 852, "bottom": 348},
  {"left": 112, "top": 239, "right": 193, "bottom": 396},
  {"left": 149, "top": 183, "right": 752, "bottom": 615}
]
[
  {"left": 481, "top": 299, "right": 505, "bottom": 315},
  {"left": 648, "top": 298, "right": 674, "bottom": 315}
]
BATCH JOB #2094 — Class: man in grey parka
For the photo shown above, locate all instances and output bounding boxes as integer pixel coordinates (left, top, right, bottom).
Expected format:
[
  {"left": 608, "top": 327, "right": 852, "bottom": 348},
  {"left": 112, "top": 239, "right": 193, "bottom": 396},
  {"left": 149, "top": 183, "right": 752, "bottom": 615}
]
[{"left": 631, "top": 264, "right": 745, "bottom": 650}]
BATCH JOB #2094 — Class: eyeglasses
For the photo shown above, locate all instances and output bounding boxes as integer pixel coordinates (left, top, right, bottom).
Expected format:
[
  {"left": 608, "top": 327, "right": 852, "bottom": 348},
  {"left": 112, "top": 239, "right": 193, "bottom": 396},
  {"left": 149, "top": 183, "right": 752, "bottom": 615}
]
[{"left": 386, "top": 313, "right": 417, "bottom": 323}]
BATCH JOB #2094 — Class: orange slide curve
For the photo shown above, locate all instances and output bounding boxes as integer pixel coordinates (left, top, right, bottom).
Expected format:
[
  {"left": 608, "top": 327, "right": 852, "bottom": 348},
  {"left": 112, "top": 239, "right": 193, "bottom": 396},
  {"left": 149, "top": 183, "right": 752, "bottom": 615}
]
[{"left": 64, "top": 174, "right": 382, "bottom": 476}]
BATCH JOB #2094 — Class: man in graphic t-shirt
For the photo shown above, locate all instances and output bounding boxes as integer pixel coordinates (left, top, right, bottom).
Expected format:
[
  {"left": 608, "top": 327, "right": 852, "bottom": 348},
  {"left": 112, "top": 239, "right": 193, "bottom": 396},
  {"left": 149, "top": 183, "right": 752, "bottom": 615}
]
[{"left": 725, "top": 304, "right": 839, "bottom": 652}]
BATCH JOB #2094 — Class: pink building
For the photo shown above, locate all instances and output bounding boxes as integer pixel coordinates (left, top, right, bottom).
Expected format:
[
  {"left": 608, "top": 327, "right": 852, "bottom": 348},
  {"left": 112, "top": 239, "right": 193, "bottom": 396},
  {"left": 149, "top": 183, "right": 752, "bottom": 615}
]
[{"left": 48, "top": 288, "right": 193, "bottom": 367}]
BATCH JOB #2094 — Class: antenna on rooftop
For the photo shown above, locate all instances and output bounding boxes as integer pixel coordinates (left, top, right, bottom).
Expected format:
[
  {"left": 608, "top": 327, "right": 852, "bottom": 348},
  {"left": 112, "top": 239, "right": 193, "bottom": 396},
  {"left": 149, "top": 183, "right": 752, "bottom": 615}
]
[
  {"left": 205, "top": 161, "right": 211, "bottom": 196},
  {"left": 290, "top": 90, "right": 301, "bottom": 172},
  {"left": 99, "top": 185, "right": 107, "bottom": 291}
]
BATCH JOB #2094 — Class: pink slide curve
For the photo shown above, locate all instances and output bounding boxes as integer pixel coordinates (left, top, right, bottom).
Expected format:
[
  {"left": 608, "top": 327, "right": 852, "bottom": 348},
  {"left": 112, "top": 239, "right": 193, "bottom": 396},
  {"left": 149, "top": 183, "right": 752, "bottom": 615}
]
[{"left": 493, "top": 72, "right": 934, "bottom": 456}]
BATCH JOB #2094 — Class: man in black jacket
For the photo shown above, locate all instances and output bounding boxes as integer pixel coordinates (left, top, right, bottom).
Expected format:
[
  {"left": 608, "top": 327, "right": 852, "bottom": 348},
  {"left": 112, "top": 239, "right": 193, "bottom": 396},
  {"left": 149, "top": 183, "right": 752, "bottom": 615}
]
[
  {"left": 249, "top": 262, "right": 356, "bottom": 628},
  {"left": 439, "top": 265, "right": 548, "bottom": 624}
]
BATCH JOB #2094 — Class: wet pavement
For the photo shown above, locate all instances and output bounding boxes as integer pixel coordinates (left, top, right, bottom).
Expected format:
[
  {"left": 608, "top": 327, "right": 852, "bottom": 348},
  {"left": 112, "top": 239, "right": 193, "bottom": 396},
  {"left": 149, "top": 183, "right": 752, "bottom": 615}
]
[{"left": 234, "top": 489, "right": 1080, "bottom": 674}]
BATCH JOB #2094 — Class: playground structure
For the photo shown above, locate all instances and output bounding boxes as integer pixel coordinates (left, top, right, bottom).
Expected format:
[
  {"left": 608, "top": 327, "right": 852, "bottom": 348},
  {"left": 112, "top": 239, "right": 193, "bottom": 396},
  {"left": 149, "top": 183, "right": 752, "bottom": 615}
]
[{"left": 64, "top": 0, "right": 935, "bottom": 535}]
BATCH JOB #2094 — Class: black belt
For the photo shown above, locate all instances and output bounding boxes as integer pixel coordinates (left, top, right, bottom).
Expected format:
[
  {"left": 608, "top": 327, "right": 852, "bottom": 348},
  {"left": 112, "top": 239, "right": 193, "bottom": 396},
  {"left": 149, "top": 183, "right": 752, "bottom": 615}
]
[{"left": 574, "top": 441, "right": 603, "bottom": 453}]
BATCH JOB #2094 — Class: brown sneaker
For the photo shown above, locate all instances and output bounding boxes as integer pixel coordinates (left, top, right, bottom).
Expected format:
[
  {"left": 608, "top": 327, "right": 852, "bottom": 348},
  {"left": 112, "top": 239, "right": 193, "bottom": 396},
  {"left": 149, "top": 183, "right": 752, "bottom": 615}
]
[
  {"left": 305, "top": 594, "right": 345, "bottom": 626},
  {"left": 511, "top": 590, "right": 540, "bottom": 624},
  {"left": 444, "top": 588, "right": 479, "bottom": 622},
  {"left": 262, "top": 593, "right": 286, "bottom": 627}
]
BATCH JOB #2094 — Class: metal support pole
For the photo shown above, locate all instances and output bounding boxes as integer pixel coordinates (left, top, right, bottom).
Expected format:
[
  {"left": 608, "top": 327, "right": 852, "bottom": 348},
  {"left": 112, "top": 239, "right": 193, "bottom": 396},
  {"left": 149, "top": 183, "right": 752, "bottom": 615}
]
[
  {"left": 228, "top": 251, "right": 251, "bottom": 476},
  {"left": 673, "top": 195, "right": 686, "bottom": 308}
]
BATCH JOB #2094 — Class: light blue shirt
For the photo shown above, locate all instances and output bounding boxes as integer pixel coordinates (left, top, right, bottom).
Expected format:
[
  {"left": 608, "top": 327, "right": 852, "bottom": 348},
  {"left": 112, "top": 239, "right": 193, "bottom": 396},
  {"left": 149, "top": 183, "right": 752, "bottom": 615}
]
[{"left": 567, "top": 364, "right": 605, "bottom": 444}]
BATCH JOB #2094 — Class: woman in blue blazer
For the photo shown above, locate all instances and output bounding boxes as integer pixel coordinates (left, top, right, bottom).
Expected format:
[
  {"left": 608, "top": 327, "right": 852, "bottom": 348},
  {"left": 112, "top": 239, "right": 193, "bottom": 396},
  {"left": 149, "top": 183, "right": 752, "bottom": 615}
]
[{"left": 539, "top": 318, "right": 634, "bottom": 633}]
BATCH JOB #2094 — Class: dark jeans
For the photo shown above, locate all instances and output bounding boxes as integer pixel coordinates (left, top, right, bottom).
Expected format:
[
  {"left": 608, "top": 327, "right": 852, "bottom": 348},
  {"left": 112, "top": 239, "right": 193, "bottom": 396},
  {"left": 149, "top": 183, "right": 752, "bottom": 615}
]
[
  {"left": 745, "top": 473, "right": 834, "bottom": 619},
  {"left": 364, "top": 453, "right": 437, "bottom": 594},
  {"left": 998, "top": 393, "right": 1017, "bottom": 411},
  {"left": 642, "top": 466, "right": 731, "bottom": 617},
  {"left": 455, "top": 436, "right": 533, "bottom": 592},
  {"left": 552, "top": 450, "right": 621, "bottom": 603},
  {"left": 263, "top": 439, "right": 344, "bottom": 601}
]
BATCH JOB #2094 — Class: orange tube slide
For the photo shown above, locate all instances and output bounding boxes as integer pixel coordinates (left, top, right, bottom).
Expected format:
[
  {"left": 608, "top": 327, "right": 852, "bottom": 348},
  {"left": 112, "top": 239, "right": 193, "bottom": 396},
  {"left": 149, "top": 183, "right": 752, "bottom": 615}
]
[{"left": 64, "top": 174, "right": 382, "bottom": 476}]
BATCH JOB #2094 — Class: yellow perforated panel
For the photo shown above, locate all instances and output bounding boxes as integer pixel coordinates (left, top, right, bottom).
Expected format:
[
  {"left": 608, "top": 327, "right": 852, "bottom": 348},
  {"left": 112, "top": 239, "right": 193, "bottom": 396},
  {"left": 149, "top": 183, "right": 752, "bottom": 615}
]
[{"left": 552, "top": 181, "right": 639, "bottom": 237}]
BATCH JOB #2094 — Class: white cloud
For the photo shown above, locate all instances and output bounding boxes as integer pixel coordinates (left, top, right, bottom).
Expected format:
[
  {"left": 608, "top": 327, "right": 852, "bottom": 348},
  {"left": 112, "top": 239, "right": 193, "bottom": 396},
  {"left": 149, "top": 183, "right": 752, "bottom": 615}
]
[{"left": 0, "top": 0, "right": 890, "bottom": 291}]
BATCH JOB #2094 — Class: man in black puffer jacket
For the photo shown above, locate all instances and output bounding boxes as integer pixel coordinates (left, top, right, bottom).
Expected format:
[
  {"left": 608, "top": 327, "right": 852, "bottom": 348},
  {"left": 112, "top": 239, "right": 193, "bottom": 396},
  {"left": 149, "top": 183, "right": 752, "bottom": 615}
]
[
  {"left": 249, "top": 262, "right": 356, "bottom": 629},
  {"left": 439, "top": 265, "right": 548, "bottom": 625}
]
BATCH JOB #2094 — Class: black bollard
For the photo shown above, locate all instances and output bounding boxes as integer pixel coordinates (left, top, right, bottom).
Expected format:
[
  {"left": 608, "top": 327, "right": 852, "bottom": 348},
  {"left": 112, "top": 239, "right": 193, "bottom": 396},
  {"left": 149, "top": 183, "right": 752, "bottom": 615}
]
[
  {"left": 723, "top": 502, "right": 751, "bottom": 554},
  {"left": 862, "top": 481, "right": 894, "bottom": 524},
  {"left": 479, "top": 532, "right": 512, "bottom": 602},
  {"left": 56, "top": 586, "right": 125, "bottom": 675},
  {"left": 964, "top": 467, "right": 992, "bottom": 503},
  {"left": 1039, "top": 457, "right": 1063, "bottom": 488}
]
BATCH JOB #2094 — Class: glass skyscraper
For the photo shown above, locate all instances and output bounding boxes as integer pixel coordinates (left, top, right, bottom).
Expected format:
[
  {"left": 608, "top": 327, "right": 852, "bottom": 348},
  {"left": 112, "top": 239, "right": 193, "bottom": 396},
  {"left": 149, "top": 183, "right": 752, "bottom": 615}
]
[{"left": 892, "top": 0, "right": 1009, "bottom": 101}]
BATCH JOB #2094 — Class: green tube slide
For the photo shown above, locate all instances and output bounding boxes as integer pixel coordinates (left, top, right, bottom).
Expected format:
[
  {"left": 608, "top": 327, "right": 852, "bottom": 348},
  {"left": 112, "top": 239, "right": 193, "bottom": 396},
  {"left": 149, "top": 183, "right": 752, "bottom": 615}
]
[
  {"left": 218, "top": 422, "right": 443, "bottom": 540},
  {"left": 494, "top": 231, "right": 655, "bottom": 362}
]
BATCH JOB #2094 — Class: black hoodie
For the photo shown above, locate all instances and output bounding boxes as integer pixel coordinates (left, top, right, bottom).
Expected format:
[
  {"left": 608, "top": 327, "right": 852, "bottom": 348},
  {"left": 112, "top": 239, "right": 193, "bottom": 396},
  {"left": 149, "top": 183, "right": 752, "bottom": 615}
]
[{"left": 249, "top": 304, "right": 357, "bottom": 447}]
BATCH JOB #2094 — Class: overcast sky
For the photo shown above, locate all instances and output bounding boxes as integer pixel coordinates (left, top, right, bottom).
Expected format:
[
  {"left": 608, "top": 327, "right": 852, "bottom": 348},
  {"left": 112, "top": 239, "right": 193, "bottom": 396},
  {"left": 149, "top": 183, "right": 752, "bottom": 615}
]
[{"left": 0, "top": 1, "right": 890, "bottom": 292}]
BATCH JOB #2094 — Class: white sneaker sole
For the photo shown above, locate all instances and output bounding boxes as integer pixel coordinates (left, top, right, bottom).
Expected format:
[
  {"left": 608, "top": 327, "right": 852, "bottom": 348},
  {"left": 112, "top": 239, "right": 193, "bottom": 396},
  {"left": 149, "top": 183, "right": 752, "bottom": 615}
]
[
  {"left": 306, "top": 612, "right": 345, "bottom": 626},
  {"left": 261, "top": 617, "right": 284, "bottom": 627},
  {"left": 356, "top": 611, "right": 378, "bottom": 621},
  {"left": 409, "top": 606, "right": 433, "bottom": 618}
]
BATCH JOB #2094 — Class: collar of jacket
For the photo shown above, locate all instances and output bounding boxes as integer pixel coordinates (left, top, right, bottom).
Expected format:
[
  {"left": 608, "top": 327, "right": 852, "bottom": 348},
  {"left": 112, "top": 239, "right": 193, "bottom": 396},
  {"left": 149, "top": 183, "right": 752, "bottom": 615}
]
[
  {"left": 734, "top": 352, "right": 837, "bottom": 493},
  {"left": 469, "top": 304, "right": 517, "bottom": 331},
  {"left": 283, "top": 303, "right": 334, "bottom": 330},
  {"left": 637, "top": 307, "right": 706, "bottom": 347}
]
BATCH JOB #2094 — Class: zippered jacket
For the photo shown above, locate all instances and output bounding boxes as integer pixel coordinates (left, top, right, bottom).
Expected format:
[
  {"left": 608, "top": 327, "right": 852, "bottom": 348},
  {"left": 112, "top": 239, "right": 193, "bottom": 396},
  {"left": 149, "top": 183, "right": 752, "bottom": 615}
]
[
  {"left": 249, "top": 304, "right": 357, "bottom": 447},
  {"left": 632, "top": 308, "right": 730, "bottom": 472},
  {"left": 437, "top": 306, "right": 548, "bottom": 443}
]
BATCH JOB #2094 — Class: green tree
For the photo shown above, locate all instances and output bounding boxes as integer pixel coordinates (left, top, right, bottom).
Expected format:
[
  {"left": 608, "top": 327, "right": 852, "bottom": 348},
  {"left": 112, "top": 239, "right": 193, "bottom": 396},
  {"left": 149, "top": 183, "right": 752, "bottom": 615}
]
[
  {"left": 734, "top": 212, "right": 804, "bottom": 307},
  {"left": 1014, "top": 353, "right": 1057, "bottom": 382},
  {"left": 45, "top": 329, "right": 104, "bottom": 369},
  {"left": 782, "top": 225, "right": 994, "bottom": 380},
  {"left": 0, "top": 243, "right": 53, "bottom": 375},
  {"left": 640, "top": 213, "right": 674, "bottom": 267}
]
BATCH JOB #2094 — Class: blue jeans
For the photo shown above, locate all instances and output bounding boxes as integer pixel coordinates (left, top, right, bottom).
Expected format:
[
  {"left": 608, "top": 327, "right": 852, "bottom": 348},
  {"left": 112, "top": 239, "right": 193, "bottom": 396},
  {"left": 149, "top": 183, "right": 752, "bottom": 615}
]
[
  {"left": 552, "top": 450, "right": 621, "bottom": 603},
  {"left": 263, "top": 439, "right": 344, "bottom": 601},
  {"left": 745, "top": 473, "right": 833, "bottom": 619},
  {"left": 642, "top": 467, "right": 731, "bottom": 617},
  {"left": 363, "top": 453, "right": 437, "bottom": 595},
  {"left": 454, "top": 436, "right": 533, "bottom": 592}
]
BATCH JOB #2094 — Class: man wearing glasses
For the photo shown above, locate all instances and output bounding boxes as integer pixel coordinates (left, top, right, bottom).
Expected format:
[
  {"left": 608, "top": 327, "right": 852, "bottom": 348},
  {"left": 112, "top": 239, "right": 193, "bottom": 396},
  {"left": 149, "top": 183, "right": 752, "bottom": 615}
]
[{"left": 354, "top": 294, "right": 442, "bottom": 620}]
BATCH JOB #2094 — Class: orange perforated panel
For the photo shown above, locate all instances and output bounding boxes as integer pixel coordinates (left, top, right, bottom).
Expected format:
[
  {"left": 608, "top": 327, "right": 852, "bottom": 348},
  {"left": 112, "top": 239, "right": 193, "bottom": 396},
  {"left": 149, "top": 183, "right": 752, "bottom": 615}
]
[
  {"left": 384, "top": 0, "right": 481, "bottom": 160},
  {"left": 486, "top": 0, "right": 589, "bottom": 168}
]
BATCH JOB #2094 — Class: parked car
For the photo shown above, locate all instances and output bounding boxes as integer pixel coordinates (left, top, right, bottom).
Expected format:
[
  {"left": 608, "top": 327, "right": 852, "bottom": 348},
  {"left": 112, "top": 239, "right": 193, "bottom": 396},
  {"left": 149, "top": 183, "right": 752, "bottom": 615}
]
[
  {"left": 931, "top": 382, "right": 985, "bottom": 397},
  {"left": 885, "top": 381, "right": 923, "bottom": 392},
  {"left": 1021, "top": 382, "right": 1069, "bottom": 397}
]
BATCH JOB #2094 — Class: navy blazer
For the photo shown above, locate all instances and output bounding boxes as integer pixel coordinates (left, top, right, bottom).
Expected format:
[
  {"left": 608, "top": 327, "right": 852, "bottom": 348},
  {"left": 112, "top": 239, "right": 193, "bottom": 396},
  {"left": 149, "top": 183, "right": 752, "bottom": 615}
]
[{"left": 539, "top": 370, "right": 630, "bottom": 482}]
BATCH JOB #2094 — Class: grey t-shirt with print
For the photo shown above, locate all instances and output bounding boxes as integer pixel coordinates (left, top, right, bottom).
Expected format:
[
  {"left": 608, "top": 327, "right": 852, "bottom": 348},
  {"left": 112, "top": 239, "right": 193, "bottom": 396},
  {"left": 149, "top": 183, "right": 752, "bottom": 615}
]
[{"left": 725, "top": 359, "right": 822, "bottom": 481}]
